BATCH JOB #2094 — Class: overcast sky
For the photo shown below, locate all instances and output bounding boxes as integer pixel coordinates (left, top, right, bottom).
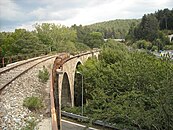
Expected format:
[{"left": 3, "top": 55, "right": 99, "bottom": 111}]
[{"left": 0, "top": 0, "right": 172, "bottom": 31}]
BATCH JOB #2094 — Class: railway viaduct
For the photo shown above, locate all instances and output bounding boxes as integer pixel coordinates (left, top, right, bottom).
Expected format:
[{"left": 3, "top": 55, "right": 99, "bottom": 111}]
[{"left": 50, "top": 49, "right": 100, "bottom": 130}]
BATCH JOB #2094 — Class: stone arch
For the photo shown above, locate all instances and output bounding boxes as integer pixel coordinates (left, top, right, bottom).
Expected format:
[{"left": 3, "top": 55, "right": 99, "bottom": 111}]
[
  {"left": 74, "top": 61, "right": 83, "bottom": 106},
  {"left": 61, "top": 72, "right": 72, "bottom": 108},
  {"left": 75, "top": 61, "right": 83, "bottom": 70}
]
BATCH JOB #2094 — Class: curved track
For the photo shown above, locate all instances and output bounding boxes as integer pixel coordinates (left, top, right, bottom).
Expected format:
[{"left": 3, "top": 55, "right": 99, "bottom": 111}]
[{"left": 0, "top": 55, "right": 57, "bottom": 91}]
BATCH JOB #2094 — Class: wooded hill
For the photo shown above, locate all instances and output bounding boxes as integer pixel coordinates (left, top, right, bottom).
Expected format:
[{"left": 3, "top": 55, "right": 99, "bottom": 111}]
[{"left": 86, "top": 19, "right": 141, "bottom": 39}]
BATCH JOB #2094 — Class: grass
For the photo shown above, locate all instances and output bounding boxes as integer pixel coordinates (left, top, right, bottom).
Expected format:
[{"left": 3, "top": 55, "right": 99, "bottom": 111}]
[{"left": 23, "top": 96, "right": 43, "bottom": 111}]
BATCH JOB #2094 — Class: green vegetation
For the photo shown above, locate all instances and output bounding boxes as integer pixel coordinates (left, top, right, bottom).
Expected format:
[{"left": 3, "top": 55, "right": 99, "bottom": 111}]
[
  {"left": 23, "top": 96, "right": 43, "bottom": 111},
  {"left": 84, "top": 32, "right": 104, "bottom": 48},
  {"left": 132, "top": 40, "right": 152, "bottom": 50},
  {"left": 71, "top": 20, "right": 140, "bottom": 48},
  {"left": 164, "top": 45, "right": 173, "bottom": 50},
  {"left": 22, "top": 119, "right": 37, "bottom": 130},
  {"left": 38, "top": 66, "right": 50, "bottom": 83},
  {"left": 35, "top": 23, "right": 77, "bottom": 53},
  {"left": 63, "top": 106, "right": 82, "bottom": 115},
  {"left": 74, "top": 40, "right": 173, "bottom": 129}
]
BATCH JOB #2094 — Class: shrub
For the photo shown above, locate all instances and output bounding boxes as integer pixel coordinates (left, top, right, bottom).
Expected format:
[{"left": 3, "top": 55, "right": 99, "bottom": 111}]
[
  {"left": 164, "top": 45, "right": 173, "bottom": 50},
  {"left": 23, "top": 96, "right": 43, "bottom": 111},
  {"left": 62, "top": 106, "right": 81, "bottom": 115},
  {"left": 38, "top": 66, "right": 49, "bottom": 83},
  {"left": 134, "top": 40, "right": 152, "bottom": 50},
  {"left": 151, "top": 45, "right": 158, "bottom": 51}
]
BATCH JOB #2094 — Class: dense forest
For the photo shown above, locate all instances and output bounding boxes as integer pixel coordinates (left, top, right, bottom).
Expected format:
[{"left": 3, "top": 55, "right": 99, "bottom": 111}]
[{"left": 71, "top": 19, "right": 140, "bottom": 40}]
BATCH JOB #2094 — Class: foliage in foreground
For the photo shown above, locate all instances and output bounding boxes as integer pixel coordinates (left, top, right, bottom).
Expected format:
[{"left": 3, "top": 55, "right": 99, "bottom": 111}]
[
  {"left": 77, "top": 40, "right": 173, "bottom": 129},
  {"left": 23, "top": 96, "right": 43, "bottom": 111},
  {"left": 38, "top": 66, "right": 50, "bottom": 83}
]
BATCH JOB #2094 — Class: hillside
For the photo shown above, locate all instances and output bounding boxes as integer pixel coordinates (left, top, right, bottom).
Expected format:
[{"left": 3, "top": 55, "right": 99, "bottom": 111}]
[{"left": 86, "top": 19, "right": 141, "bottom": 39}]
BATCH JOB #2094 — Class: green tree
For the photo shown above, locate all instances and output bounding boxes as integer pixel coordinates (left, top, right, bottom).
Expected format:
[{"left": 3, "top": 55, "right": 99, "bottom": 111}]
[
  {"left": 85, "top": 32, "right": 104, "bottom": 48},
  {"left": 71, "top": 24, "right": 91, "bottom": 43},
  {"left": 134, "top": 14, "right": 159, "bottom": 42},
  {"left": 133, "top": 40, "right": 152, "bottom": 50},
  {"left": 35, "top": 23, "right": 77, "bottom": 52},
  {"left": 155, "top": 8, "right": 173, "bottom": 30}
]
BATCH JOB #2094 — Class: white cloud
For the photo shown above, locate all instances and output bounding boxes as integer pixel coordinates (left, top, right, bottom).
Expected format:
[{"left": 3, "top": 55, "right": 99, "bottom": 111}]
[
  {"left": 0, "top": 0, "right": 23, "bottom": 21},
  {"left": 0, "top": 0, "right": 172, "bottom": 31}
]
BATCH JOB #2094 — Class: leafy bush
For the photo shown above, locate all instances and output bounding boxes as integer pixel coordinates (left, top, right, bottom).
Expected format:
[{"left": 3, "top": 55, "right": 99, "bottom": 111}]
[
  {"left": 23, "top": 96, "right": 43, "bottom": 111},
  {"left": 38, "top": 66, "right": 49, "bottom": 83},
  {"left": 133, "top": 40, "right": 152, "bottom": 50},
  {"left": 164, "top": 45, "right": 173, "bottom": 50},
  {"left": 151, "top": 45, "right": 158, "bottom": 51}
]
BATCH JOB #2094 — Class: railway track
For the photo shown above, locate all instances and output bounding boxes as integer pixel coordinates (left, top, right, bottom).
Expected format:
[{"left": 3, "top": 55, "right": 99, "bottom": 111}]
[{"left": 0, "top": 54, "right": 57, "bottom": 92}]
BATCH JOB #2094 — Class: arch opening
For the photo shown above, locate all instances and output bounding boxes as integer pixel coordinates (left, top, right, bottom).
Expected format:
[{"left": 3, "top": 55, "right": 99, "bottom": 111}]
[
  {"left": 74, "top": 62, "right": 86, "bottom": 107},
  {"left": 171, "top": 37, "right": 173, "bottom": 42},
  {"left": 61, "top": 72, "right": 72, "bottom": 108}
]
